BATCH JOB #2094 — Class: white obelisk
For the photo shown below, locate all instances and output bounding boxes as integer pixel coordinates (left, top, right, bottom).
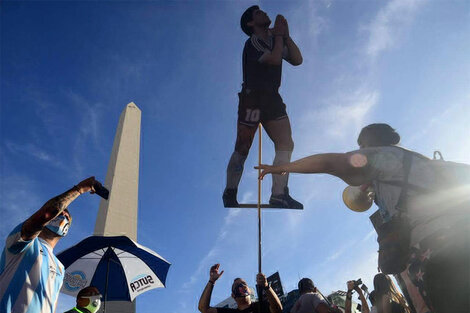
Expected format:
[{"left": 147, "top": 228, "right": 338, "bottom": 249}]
[{"left": 94, "top": 102, "right": 141, "bottom": 313}]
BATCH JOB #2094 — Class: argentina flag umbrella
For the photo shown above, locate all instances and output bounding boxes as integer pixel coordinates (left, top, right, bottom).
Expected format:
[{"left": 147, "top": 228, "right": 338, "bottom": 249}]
[{"left": 57, "top": 236, "right": 170, "bottom": 311}]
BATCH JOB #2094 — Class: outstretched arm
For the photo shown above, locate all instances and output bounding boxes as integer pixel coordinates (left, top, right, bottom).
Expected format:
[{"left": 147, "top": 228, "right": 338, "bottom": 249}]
[
  {"left": 356, "top": 288, "right": 370, "bottom": 313},
  {"left": 345, "top": 281, "right": 354, "bottom": 313},
  {"left": 198, "top": 264, "right": 224, "bottom": 313},
  {"left": 21, "top": 176, "right": 99, "bottom": 241},
  {"left": 256, "top": 152, "right": 369, "bottom": 186},
  {"left": 346, "top": 281, "right": 370, "bottom": 313}
]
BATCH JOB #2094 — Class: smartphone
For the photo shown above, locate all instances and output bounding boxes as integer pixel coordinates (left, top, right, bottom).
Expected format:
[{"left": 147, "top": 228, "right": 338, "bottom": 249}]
[{"left": 93, "top": 182, "right": 109, "bottom": 200}]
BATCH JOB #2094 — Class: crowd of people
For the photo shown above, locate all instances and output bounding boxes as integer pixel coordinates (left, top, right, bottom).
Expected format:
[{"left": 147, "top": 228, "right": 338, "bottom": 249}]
[
  {"left": 197, "top": 264, "right": 424, "bottom": 313},
  {"left": 1, "top": 4, "right": 468, "bottom": 313},
  {"left": 208, "top": 8, "right": 468, "bottom": 313},
  {"left": 254, "top": 121, "right": 468, "bottom": 313}
]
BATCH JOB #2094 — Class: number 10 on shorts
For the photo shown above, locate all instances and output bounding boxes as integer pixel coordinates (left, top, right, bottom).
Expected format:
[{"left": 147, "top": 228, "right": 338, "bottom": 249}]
[{"left": 245, "top": 109, "right": 260, "bottom": 123}]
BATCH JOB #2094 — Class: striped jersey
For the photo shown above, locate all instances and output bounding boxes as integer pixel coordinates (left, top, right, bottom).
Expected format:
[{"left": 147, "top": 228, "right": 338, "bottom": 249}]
[{"left": 0, "top": 223, "right": 64, "bottom": 313}]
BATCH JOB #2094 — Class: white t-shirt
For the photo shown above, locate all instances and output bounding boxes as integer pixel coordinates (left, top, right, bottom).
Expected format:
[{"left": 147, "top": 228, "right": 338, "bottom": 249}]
[{"left": 290, "top": 292, "right": 327, "bottom": 313}]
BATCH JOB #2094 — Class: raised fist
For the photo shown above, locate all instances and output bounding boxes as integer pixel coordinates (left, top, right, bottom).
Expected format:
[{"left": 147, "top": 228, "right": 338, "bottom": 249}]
[{"left": 76, "top": 176, "right": 98, "bottom": 194}]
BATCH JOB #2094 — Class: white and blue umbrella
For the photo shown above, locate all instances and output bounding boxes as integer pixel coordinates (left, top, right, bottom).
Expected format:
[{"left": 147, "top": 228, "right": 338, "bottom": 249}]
[{"left": 57, "top": 236, "right": 170, "bottom": 307}]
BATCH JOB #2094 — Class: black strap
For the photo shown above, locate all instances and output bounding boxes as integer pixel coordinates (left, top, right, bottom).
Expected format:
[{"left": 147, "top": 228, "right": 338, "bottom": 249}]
[
  {"left": 374, "top": 147, "right": 437, "bottom": 211},
  {"left": 395, "top": 151, "right": 413, "bottom": 213},
  {"left": 374, "top": 179, "right": 430, "bottom": 194}
]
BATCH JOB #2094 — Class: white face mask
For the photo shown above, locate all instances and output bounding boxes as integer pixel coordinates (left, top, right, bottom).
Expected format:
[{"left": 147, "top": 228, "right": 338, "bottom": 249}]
[
  {"left": 45, "top": 215, "right": 70, "bottom": 237},
  {"left": 82, "top": 295, "right": 102, "bottom": 313}
]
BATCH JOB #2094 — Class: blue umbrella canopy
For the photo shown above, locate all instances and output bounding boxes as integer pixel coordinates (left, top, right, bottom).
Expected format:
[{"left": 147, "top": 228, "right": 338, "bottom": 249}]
[{"left": 57, "top": 236, "right": 170, "bottom": 302}]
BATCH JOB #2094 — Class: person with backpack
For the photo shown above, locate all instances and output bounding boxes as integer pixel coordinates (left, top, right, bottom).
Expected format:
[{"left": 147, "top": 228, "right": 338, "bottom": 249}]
[{"left": 257, "top": 123, "right": 469, "bottom": 313}]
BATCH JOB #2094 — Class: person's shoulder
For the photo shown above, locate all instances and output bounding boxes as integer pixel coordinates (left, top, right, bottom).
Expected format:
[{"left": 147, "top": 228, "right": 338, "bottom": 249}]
[
  {"left": 306, "top": 292, "right": 328, "bottom": 308},
  {"left": 301, "top": 291, "right": 322, "bottom": 299},
  {"left": 245, "top": 36, "right": 268, "bottom": 53},
  {"left": 350, "top": 146, "right": 401, "bottom": 156},
  {"left": 244, "top": 37, "right": 254, "bottom": 49},
  {"left": 296, "top": 292, "right": 323, "bottom": 308},
  {"left": 4, "top": 222, "right": 35, "bottom": 253},
  {"left": 350, "top": 146, "right": 405, "bottom": 168},
  {"left": 9, "top": 222, "right": 24, "bottom": 237}
]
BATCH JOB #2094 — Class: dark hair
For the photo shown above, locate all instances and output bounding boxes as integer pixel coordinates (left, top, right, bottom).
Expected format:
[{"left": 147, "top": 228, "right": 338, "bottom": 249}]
[
  {"left": 373, "top": 273, "right": 392, "bottom": 296},
  {"left": 240, "top": 5, "right": 259, "bottom": 36},
  {"left": 369, "top": 290, "right": 376, "bottom": 305},
  {"left": 298, "top": 278, "right": 316, "bottom": 294},
  {"left": 77, "top": 286, "right": 100, "bottom": 299},
  {"left": 232, "top": 277, "right": 244, "bottom": 293},
  {"left": 357, "top": 123, "right": 400, "bottom": 147},
  {"left": 64, "top": 208, "right": 72, "bottom": 225},
  {"left": 373, "top": 274, "right": 410, "bottom": 313}
]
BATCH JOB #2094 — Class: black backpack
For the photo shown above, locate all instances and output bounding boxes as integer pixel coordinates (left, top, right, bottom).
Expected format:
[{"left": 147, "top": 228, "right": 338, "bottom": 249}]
[{"left": 370, "top": 149, "right": 470, "bottom": 274}]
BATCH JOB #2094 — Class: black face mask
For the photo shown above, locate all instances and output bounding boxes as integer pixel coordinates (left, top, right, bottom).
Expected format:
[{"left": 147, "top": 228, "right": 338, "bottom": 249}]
[{"left": 233, "top": 283, "right": 251, "bottom": 298}]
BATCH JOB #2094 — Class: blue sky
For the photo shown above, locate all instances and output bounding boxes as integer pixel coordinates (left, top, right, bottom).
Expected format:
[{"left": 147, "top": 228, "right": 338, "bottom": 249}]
[{"left": 1, "top": 0, "right": 469, "bottom": 312}]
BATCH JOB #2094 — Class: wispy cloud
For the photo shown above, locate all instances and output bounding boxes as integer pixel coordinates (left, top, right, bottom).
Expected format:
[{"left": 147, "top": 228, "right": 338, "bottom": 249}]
[
  {"left": 291, "top": 0, "right": 426, "bottom": 155},
  {"left": 362, "top": 229, "right": 377, "bottom": 243},
  {"left": 13, "top": 86, "right": 107, "bottom": 179},
  {"left": 321, "top": 250, "right": 378, "bottom": 295},
  {"left": 181, "top": 208, "right": 242, "bottom": 291},
  {"left": 326, "top": 243, "right": 351, "bottom": 262},
  {"left": 405, "top": 97, "right": 470, "bottom": 162},
  {"left": 0, "top": 175, "right": 41, "bottom": 241},
  {"left": 289, "top": 1, "right": 329, "bottom": 49},
  {"left": 5, "top": 141, "right": 51, "bottom": 162},
  {"left": 4, "top": 141, "right": 67, "bottom": 170},
  {"left": 319, "top": 90, "right": 378, "bottom": 139},
  {"left": 64, "top": 90, "right": 106, "bottom": 177},
  {"left": 365, "top": 0, "right": 427, "bottom": 58},
  {"left": 65, "top": 90, "right": 102, "bottom": 147},
  {"left": 175, "top": 207, "right": 247, "bottom": 313},
  {"left": 182, "top": 247, "right": 219, "bottom": 290},
  {"left": 297, "top": 89, "right": 378, "bottom": 154}
]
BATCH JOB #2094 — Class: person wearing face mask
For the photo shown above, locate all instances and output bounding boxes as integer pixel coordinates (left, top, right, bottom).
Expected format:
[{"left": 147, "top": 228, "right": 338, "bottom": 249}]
[
  {"left": 64, "top": 286, "right": 102, "bottom": 313},
  {"left": 0, "top": 176, "right": 101, "bottom": 313},
  {"left": 198, "top": 264, "right": 282, "bottom": 313}
]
